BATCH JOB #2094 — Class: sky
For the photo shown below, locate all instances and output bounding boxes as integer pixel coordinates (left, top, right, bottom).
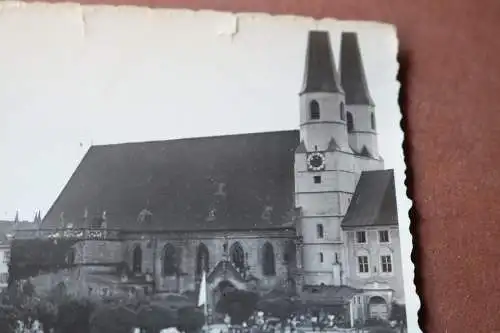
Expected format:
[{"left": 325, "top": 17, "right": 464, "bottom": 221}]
[{"left": 0, "top": 4, "right": 417, "bottom": 329}]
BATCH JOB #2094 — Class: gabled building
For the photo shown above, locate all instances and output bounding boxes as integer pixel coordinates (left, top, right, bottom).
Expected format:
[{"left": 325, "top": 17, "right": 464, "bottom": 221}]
[{"left": 26, "top": 30, "right": 404, "bottom": 325}]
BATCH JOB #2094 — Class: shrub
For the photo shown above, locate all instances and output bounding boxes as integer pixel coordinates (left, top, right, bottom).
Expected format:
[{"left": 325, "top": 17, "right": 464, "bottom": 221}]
[
  {"left": 177, "top": 306, "right": 205, "bottom": 333},
  {"left": 55, "top": 297, "right": 95, "bottom": 333},
  {"left": 215, "top": 287, "right": 259, "bottom": 325}
]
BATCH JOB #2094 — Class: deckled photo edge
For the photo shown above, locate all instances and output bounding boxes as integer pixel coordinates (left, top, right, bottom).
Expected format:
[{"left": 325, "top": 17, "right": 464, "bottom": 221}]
[{"left": 0, "top": 5, "right": 420, "bottom": 333}]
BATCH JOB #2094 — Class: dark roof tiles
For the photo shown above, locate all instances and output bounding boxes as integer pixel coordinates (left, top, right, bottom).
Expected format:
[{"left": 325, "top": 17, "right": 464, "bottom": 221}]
[
  {"left": 340, "top": 32, "right": 375, "bottom": 106},
  {"left": 342, "top": 169, "right": 398, "bottom": 228},
  {"left": 42, "top": 130, "right": 300, "bottom": 232},
  {"left": 300, "top": 31, "right": 343, "bottom": 95}
]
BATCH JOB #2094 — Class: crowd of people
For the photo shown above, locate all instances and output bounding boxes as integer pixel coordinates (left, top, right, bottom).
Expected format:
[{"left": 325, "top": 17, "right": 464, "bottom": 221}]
[{"left": 208, "top": 309, "right": 347, "bottom": 333}]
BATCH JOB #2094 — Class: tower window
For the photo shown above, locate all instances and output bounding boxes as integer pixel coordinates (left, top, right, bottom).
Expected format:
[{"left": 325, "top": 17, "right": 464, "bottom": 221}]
[
  {"left": 347, "top": 112, "right": 354, "bottom": 133},
  {"left": 309, "top": 100, "right": 320, "bottom": 120},
  {"left": 319, "top": 252, "right": 324, "bottom": 263},
  {"left": 340, "top": 102, "right": 345, "bottom": 121},
  {"left": 371, "top": 112, "right": 376, "bottom": 130},
  {"left": 334, "top": 252, "right": 340, "bottom": 263},
  {"left": 313, "top": 175, "right": 322, "bottom": 184},
  {"left": 316, "top": 224, "right": 324, "bottom": 239}
]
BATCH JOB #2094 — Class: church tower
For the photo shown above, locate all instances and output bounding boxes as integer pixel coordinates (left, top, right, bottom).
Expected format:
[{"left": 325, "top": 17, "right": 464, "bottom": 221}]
[
  {"left": 340, "top": 32, "right": 381, "bottom": 163},
  {"left": 295, "top": 31, "right": 357, "bottom": 286}
]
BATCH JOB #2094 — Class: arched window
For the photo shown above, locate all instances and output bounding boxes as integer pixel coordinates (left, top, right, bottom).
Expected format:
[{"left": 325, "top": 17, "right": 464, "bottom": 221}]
[
  {"left": 163, "top": 243, "right": 177, "bottom": 276},
  {"left": 283, "top": 240, "right": 296, "bottom": 266},
  {"left": 65, "top": 248, "right": 75, "bottom": 266},
  {"left": 319, "top": 252, "right": 324, "bottom": 263},
  {"left": 196, "top": 243, "right": 210, "bottom": 276},
  {"left": 132, "top": 245, "right": 142, "bottom": 274},
  {"left": 262, "top": 242, "right": 276, "bottom": 276},
  {"left": 347, "top": 112, "right": 354, "bottom": 133},
  {"left": 309, "top": 100, "right": 320, "bottom": 120},
  {"left": 371, "top": 112, "right": 376, "bottom": 130},
  {"left": 230, "top": 242, "right": 245, "bottom": 272},
  {"left": 316, "top": 224, "right": 324, "bottom": 239},
  {"left": 340, "top": 102, "right": 346, "bottom": 121}
]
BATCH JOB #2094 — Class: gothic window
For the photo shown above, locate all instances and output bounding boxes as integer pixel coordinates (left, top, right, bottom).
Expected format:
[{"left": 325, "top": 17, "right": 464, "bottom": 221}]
[
  {"left": 340, "top": 102, "right": 346, "bottom": 121},
  {"left": 132, "top": 245, "right": 142, "bottom": 274},
  {"left": 319, "top": 252, "right": 324, "bottom": 263},
  {"left": 163, "top": 243, "right": 177, "bottom": 276},
  {"left": 283, "top": 241, "right": 296, "bottom": 265},
  {"left": 230, "top": 242, "right": 245, "bottom": 272},
  {"left": 316, "top": 224, "right": 324, "bottom": 239},
  {"left": 309, "top": 100, "right": 320, "bottom": 120},
  {"left": 65, "top": 248, "right": 75, "bottom": 266},
  {"left": 347, "top": 112, "right": 354, "bottom": 133},
  {"left": 262, "top": 242, "right": 276, "bottom": 276},
  {"left": 371, "top": 112, "right": 376, "bottom": 130},
  {"left": 196, "top": 243, "right": 210, "bottom": 276}
]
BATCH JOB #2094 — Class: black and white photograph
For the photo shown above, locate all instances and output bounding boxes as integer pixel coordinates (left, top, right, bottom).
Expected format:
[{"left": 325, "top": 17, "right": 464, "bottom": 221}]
[{"left": 0, "top": 5, "right": 416, "bottom": 333}]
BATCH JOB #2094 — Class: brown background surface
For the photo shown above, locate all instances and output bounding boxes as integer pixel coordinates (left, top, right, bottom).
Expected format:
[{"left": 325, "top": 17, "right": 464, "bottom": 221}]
[{"left": 27, "top": 0, "right": 500, "bottom": 332}]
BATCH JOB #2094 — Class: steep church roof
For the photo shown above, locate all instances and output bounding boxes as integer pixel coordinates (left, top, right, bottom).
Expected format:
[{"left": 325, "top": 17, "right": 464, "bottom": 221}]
[
  {"left": 300, "top": 31, "right": 343, "bottom": 95},
  {"left": 339, "top": 32, "right": 375, "bottom": 106},
  {"left": 341, "top": 169, "right": 398, "bottom": 228},
  {"left": 42, "top": 130, "right": 300, "bottom": 232}
]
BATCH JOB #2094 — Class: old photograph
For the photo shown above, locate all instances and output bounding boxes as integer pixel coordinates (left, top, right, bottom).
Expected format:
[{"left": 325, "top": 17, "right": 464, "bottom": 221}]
[{"left": 0, "top": 5, "right": 416, "bottom": 333}]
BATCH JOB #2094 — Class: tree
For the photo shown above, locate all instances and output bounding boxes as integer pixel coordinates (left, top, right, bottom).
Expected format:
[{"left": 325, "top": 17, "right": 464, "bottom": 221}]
[
  {"left": 90, "top": 303, "right": 136, "bottom": 333},
  {"left": 0, "top": 304, "right": 19, "bottom": 333},
  {"left": 55, "top": 297, "right": 95, "bottom": 333},
  {"left": 256, "top": 296, "right": 299, "bottom": 333},
  {"left": 9, "top": 239, "right": 78, "bottom": 281},
  {"left": 176, "top": 306, "right": 205, "bottom": 333},
  {"left": 215, "top": 287, "right": 259, "bottom": 325},
  {"left": 389, "top": 303, "right": 407, "bottom": 333},
  {"left": 34, "top": 299, "right": 58, "bottom": 333}
]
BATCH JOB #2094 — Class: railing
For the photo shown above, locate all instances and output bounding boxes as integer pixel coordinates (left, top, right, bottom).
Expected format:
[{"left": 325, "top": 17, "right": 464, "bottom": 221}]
[{"left": 11, "top": 228, "right": 121, "bottom": 241}]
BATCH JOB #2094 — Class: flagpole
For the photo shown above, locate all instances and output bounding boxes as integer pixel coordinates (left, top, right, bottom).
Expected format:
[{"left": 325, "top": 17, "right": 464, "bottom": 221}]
[{"left": 198, "top": 269, "right": 209, "bottom": 329}]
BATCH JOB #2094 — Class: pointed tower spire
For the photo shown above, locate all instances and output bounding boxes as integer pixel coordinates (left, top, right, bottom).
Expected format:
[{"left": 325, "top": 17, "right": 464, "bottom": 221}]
[
  {"left": 300, "top": 31, "right": 343, "bottom": 95},
  {"left": 14, "top": 210, "right": 19, "bottom": 223},
  {"left": 339, "top": 32, "right": 374, "bottom": 106}
]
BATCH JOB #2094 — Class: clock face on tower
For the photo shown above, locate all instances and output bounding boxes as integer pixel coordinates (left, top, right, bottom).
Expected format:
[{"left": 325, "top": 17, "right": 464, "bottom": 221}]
[{"left": 307, "top": 152, "right": 326, "bottom": 171}]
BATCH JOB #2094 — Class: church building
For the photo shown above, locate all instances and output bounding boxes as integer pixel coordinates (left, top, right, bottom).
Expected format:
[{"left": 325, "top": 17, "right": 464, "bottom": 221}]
[{"left": 34, "top": 30, "right": 404, "bottom": 325}]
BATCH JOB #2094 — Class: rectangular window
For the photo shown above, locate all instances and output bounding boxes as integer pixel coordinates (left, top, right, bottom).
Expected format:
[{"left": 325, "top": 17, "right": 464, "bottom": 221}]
[
  {"left": 357, "top": 256, "right": 369, "bottom": 273},
  {"left": 355, "top": 231, "right": 366, "bottom": 244},
  {"left": 379, "top": 230, "right": 390, "bottom": 243},
  {"left": 3, "top": 251, "right": 10, "bottom": 263},
  {"left": 381, "top": 255, "right": 393, "bottom": 273},
  {"left": 0, "top": 272, "right": 8, "bottom": 283},
  {"left": 316, "top": 224, "right": 324, "bottom": 239},
  {"left": 313, "top": 176, "right": 321, "bottom": 184}
]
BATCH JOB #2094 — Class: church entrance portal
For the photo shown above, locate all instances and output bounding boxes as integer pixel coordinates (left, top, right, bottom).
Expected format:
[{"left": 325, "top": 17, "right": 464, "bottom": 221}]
[
  {"left": 213, "top": 280, "right": 235, "bottom": 309},
  {"left": 368, "top": 296, "right": 389, "bottom": 320}
]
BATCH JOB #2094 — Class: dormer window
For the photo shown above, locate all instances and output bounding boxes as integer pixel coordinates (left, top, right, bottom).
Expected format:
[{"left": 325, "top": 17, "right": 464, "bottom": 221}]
[
  {"left": 137, "top": 209, "right": 153, "bottom": 224},
  {"left": 347, "top": 112, "right": 354, "bottom": 133},
  {"left": 261, "top": 205, "right": 273, "bottom": 221},
  {"left": 309, "top": 100, "right": 320, "bottom": 120}
]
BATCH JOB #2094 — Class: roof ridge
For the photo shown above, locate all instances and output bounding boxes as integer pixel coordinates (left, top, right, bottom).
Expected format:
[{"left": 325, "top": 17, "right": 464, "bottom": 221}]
[{"left": 91, "top": 129, "right": 299, "bottom": 149}]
